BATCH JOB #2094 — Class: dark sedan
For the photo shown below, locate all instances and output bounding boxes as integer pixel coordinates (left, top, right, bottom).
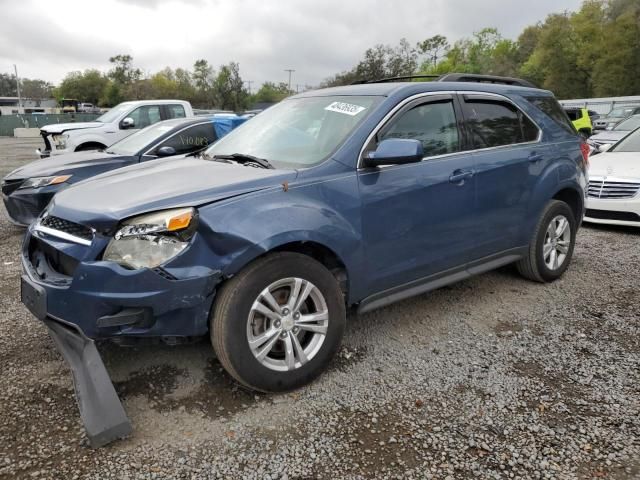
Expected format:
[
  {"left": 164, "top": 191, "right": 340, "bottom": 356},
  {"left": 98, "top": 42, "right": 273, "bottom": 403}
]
[{"left": 2, "top": 116, "right": 247, "bottom": 225}]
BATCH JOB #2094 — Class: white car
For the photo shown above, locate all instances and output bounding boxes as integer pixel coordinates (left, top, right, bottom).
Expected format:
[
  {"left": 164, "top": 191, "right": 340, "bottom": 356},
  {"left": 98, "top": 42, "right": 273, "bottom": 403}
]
[
  {"left": 38, "top": 100, "right": 194, "bottom": 158},
  {"left": 585, "top": 128, "right": 640, "bottom": 227}
]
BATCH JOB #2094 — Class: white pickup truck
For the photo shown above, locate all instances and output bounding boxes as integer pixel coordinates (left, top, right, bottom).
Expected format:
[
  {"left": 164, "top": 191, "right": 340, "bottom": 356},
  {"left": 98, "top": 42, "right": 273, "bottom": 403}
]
[{"left": 38, "top": 100, "right": 194, "bottom": 157}]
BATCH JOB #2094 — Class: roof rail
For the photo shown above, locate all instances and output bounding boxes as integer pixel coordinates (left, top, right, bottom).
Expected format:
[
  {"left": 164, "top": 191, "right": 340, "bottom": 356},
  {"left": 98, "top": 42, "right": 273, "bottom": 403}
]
[
  {"left": 437, "top": 73, "right": 537, "bottom": 88},
  {"left": 351, "top": 72, "right": 537, "bottom": 88},
  {"left": 351, "top": 74, "right": 440, "bottom": 85}
]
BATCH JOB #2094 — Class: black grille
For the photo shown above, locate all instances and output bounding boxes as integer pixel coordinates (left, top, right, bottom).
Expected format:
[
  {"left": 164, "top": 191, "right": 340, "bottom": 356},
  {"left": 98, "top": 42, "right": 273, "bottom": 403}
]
[
  {"left": 1, "top": 179, "right": 23, "bottom": 196},
  {"left": 586, "top": 209, "right": 640, "bottom": 222},
  {"left": 41, "top": 216, "right": 93, "bottom": 241},
  {"left": 28, "top": 236, "right": 78, "bottom": 282}
]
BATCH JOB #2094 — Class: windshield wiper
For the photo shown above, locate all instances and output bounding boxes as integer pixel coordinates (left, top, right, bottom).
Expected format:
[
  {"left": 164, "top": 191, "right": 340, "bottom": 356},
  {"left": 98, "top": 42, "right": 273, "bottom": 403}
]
[{"left": 212, "top": 153, "right": 275, "bottom": 169}]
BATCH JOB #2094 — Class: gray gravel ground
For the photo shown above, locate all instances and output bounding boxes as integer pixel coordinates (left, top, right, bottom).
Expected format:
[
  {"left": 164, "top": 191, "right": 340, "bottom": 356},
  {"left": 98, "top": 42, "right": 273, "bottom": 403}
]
[{"left": 0, "top": 137, "right": 638, "bottom": 479}]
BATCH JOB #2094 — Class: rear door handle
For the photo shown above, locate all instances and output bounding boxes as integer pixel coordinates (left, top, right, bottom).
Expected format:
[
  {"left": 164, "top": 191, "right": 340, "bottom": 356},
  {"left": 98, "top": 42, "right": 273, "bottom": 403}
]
[
  {"left": 449, "top": 169, "right": 474, "bottom": 184},
  {"left": 528, "top": 152, "right": 544, "bottom": 162}
]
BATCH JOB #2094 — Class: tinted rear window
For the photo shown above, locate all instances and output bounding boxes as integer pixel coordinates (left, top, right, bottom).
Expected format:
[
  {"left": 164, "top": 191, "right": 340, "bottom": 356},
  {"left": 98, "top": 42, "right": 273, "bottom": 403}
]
[
  {"left": 462, "top": 99, "right": 539, "bottom": 149},
  {"left": 526, "top": 96, "right": 576, "bottom": 134}
]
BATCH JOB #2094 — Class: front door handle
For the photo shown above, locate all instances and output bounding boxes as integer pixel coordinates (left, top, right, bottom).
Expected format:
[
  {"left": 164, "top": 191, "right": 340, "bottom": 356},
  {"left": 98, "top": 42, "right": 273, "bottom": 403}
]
[
  {"left": 449, "top": 169, "right": 474, "bottom": 184},
  {"left": 528, "top": 152, "right": 544, "bottom": 162}
]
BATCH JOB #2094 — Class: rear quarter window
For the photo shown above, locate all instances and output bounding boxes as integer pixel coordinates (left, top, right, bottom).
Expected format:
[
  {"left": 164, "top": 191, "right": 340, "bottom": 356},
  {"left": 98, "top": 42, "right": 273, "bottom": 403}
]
[{"left": 525, "top": 95, "right": 576, "bottom": 134}]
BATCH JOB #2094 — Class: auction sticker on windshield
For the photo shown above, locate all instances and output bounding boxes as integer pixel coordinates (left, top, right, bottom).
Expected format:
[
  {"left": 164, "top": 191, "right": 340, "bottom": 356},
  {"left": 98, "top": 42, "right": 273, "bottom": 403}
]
[{"left": 325, "top": 102, "right": 366, "bottom": 116}]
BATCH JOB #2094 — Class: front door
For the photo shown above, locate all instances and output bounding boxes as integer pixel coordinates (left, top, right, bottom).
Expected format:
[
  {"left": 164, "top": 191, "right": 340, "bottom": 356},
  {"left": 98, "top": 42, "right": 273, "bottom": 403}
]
[{"left": 358, "top": 95, "right": 477, "bottom": 295}]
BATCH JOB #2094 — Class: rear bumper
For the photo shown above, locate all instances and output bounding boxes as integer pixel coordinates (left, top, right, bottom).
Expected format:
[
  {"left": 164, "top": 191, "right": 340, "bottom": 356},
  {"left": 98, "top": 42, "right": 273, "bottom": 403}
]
[{"left": 21, "top": 228, "right": 223, "bottom": 339}]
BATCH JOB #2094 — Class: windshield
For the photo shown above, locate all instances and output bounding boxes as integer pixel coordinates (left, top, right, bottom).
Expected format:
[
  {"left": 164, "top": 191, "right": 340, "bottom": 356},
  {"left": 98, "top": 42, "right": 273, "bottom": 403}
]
[
  {"left": 204, "top": 95, "right": 381, "bottom": 169},
  {"left": 95, "top": 104, "right": 131, "bottom": 123},
  {"left": 107, "top": 122, "right": 174, "bottom": 155},
  {"left": 610, "top": 128, "right": 640, "bottom": 153},
  {"left": 608, "top": 107, "right": 635, "bottom": 117},
  {"left": 614, "top": 116, "right": 640, "bottom": 131}
]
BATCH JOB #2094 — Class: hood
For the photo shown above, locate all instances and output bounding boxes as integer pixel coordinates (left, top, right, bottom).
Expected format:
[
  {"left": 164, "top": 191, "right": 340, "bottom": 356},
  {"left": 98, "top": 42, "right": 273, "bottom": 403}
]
[
  {"left": 4, "top": 151, "right": 130, "bottom": 181},
  {"left": 40, "top": 122, "right": 102, "bottom": 134},
  {"left": 589, "top": 130, "right": 628, "bottom": 144},
  {"left": 589, "top": 151, "right": 640, "bottom": 180},
  {"left": 49, "top": 158, "right": 297, "bottom": 230}
]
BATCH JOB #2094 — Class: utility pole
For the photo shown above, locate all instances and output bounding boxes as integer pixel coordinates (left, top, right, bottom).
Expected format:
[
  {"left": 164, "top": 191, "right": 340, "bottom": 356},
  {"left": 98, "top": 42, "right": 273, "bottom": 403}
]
[
  {"left": 14, "top": 64, "right": 22, "bottom": 114},
  {"left": 244, "top": 80, "right": 253, "bottom": 94},
  {"left": 284, "top": 69, "right": 295, "bottom": 93}
]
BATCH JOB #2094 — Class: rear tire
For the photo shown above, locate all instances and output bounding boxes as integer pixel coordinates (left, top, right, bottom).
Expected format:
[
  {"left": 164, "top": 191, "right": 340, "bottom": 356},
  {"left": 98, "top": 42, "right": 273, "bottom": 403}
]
[
  {"left": 211, "top": 253, "right": 346, "bottom": 392},
  {"left": 517, "top": 200, "right": 577, "bottom": 283}
]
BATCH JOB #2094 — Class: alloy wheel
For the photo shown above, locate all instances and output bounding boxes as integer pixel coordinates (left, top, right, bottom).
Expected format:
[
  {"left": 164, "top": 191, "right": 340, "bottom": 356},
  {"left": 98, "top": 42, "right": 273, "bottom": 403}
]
[
  {"left": 543, "top": 215, "right": 571, "bottom": 270},
  {"left": 246, "top": 277, "right": 329, "bottom": 372}
]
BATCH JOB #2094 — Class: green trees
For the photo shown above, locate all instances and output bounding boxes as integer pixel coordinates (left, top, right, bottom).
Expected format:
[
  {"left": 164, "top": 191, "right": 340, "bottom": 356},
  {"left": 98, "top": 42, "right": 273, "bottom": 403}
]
[
  {"left": 50, "top": 56, "right": 251, "bottom": 110},
  {"left": 322, "top": 0, "right": 640, "bottom": 99},
  {"left": 55, "top": 70, "right": 109, "bottom": 105}
]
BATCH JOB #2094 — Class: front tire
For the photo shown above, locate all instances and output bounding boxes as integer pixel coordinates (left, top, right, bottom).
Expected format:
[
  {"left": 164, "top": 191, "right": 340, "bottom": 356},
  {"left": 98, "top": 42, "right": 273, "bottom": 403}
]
[
  {"left": 211, "top": 253, "right": 346, "bottom": 392},
  {"left": 517, "top": 200, "right": 577, "bottom": 283}
]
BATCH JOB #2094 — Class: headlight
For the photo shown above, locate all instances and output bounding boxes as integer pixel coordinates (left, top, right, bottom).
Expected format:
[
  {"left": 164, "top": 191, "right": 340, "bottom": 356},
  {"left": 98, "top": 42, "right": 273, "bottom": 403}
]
[
  {"left": 19, "top": 175, "right": 72, "bottom": 189},
  {"left": 52, "top": 134, "right": 68, "bottom": 149},
  {"left": 103, "top": 207, "right": 197, "bottom": 269}
]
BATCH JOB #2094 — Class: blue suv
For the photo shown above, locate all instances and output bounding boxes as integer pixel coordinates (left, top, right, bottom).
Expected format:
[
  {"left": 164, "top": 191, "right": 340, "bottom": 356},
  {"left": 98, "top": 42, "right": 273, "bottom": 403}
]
[{"left": 21, "top": 75, "right": 588, "bottom": 395}]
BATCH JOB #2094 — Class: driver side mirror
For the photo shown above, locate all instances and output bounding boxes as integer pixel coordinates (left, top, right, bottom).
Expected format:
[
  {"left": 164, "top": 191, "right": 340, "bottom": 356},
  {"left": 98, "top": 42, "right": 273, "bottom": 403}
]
[
  {"left": 156, "top": 146, "right": 177, "bottom": 157},
  {"left": 120, "top": 117, "right": 135, "bottom": 129},
  {"left": 362, "top": 138, "right": 424, "bottom": 168}
]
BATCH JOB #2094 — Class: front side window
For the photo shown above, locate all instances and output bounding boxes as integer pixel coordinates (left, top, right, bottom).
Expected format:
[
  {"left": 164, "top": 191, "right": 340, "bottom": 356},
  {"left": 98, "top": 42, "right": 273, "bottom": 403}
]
[
  {"left": 204, "top": 95, "right": 381, "bottom": 169},
  {"left": 126, "top": 105, "right": 162, "bottom": 129},
  {"left": 107, "top": 122, "right": 175, "bottom": 155},
  {"left": 564, "top": 109, "right": 579, "bottom": 121},
  {"left": 609, "top": 107, "right": 636, "bottom": 117},
  {"left": 152, "top": 123, "right": 217, "bottom": 155},
  {"left": 166, "top": 104, "right": 186, "bottom": 119},
  {"left": 463, "top": 99, "right": 539, "bottom": 149},
  {"left": 610, "top": 128, "right": 640, "bottom": 153},
  {"left": 95, "top": 103, "right": 131, "bottom": 123},
  {"left": 614, "top": 116, "right": 640, "bottom": 131},
  {"left": 378, "top": 100, "right": 459, "bottom": 157}
]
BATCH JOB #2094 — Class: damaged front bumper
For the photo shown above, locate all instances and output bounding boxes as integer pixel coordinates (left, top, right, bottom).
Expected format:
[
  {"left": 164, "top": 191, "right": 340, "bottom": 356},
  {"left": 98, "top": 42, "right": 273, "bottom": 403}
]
[
  {"left": 21, "top": 275, "right": 132, "bottom": 447},
  {"left": 20, "top": 225, "right": 223, "bottom": 446}
]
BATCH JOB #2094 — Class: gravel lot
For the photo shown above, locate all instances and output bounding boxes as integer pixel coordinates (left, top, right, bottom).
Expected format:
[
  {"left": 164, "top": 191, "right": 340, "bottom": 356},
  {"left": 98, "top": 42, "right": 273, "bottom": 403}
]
[{"left": 0, "top": 137, "right": 638, "bottom": 479}]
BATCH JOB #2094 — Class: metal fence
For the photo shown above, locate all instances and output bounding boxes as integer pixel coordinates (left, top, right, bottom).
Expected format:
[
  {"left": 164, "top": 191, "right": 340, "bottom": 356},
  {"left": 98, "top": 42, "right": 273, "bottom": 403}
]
[
  {"left": 0, "top": 113, "right": 101, "bottom": 136},
  {"left": 560, "top": 96, "right": 640, "bottom": 115}
]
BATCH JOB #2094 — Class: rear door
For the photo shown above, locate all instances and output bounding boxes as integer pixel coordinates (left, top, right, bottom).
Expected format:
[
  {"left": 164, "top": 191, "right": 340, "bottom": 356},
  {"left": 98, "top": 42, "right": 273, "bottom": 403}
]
[
  {"left": 358, "top": 94, "right": 478, "bottom": 294},
  {"left": 459, "top": 94, "right": 545, "bottom": 259}
]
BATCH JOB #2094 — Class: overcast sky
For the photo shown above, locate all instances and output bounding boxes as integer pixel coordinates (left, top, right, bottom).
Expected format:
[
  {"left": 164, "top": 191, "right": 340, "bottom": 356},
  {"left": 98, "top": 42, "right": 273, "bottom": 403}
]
[{"left": 0, "top": 0, "right": 582, "bottom": 89}]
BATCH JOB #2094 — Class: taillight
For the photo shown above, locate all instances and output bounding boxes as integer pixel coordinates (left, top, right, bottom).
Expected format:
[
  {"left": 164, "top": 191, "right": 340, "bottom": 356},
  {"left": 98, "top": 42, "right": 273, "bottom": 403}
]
[{"left": 580, "top": 141, "right": 590, "bottom": 168}]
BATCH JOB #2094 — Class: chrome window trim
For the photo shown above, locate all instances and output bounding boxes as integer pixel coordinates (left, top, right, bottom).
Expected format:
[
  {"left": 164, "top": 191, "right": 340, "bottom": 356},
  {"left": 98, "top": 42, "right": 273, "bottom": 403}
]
[
  {"left": 142, "top": 121, "right": 213, "bottom": 157},
  {"left": 34, "top": 225, "right": 93, "bottom": 246},
  {"left": 357, "top": 90, "right": 543, "bottom": 170}
]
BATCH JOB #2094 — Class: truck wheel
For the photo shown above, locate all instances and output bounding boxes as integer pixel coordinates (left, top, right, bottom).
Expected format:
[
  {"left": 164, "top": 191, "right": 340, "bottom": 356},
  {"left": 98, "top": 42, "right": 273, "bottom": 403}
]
[
  {"left": 517, "top": 200, "right": 577, "bottom": 283},
  {"left": 211, "top": 253, "right": 346, "bottom": 392}
]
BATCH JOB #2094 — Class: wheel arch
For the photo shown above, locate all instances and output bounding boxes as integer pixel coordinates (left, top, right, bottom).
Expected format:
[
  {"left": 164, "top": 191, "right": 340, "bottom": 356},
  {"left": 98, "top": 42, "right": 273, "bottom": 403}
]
[
  {"left": 222, "top": 236, "right": 355, "bottom": 303},
  {"left": 552, "top": 186, "right": 584, "bottom": 223},
  {"left": 75, "top": 141, "right": 107, "bottom": 152}
]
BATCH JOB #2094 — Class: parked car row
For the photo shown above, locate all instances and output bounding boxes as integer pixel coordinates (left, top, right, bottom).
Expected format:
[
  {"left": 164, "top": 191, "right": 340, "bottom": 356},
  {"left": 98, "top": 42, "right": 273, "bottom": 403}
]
[
  {"left": 2, "top": 74, "right": 603, "bottom": 446},
  {"left": 38, "top": 100, "right": 195, "bottom": 157},
  {"left": 3, "top": 115, "right": 248, "bottom": 225}
]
